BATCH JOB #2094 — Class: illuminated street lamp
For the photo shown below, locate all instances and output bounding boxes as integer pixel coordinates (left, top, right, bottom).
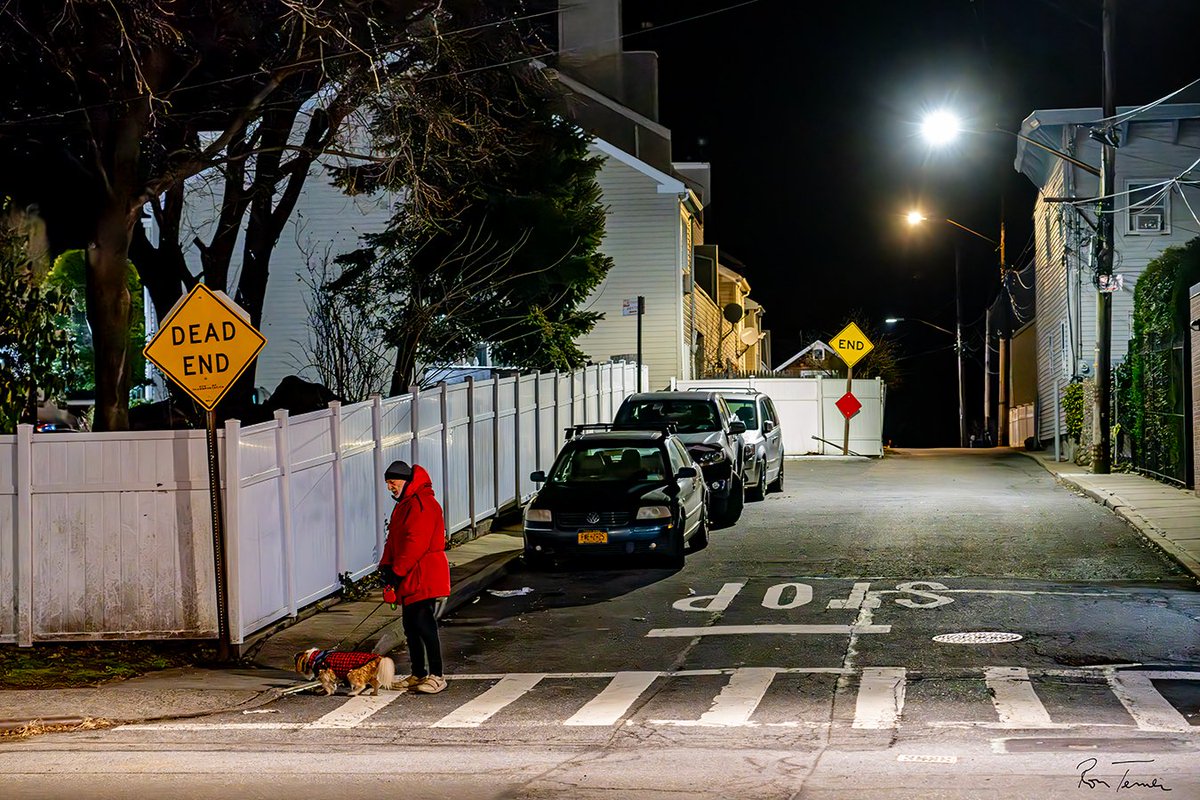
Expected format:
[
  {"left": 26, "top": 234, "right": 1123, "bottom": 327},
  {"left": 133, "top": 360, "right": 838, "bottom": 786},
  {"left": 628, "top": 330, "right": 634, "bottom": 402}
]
[{"left": 920, "top": 110, "right": 962, "bottom": 145}]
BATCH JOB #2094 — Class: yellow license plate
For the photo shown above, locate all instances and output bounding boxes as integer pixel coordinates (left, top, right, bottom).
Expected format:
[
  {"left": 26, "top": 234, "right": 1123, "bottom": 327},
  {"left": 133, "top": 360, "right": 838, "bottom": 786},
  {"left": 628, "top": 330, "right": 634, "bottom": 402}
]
[{"left": 577, "top": 530, "right": 608, "bottom": 544}]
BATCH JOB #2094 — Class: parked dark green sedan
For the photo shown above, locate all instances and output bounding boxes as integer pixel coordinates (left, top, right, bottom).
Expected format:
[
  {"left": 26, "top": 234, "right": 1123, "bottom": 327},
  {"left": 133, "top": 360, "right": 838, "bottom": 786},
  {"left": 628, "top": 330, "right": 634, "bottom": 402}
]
[{"left": 523, "top": 428, "right": 708, "bottom": 569}]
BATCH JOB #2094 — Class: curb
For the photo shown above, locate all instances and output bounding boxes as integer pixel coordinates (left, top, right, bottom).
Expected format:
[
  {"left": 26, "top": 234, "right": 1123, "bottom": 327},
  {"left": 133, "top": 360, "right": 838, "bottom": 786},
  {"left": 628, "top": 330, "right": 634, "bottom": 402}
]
[
  {"left": 0, "top": 687, "right": 286, "bottom": 736},
  {"left": 1021, "top": 452, "right": 1200, "bottom": 583}
]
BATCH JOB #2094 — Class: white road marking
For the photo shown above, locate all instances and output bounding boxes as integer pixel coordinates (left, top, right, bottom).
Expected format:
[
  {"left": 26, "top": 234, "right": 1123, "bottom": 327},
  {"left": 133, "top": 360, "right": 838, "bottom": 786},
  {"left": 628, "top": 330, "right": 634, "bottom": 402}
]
[
  {"left": 984, "top": 666, "right": 1063, "bottom": 728},
  {"left": 431, "top": 673, "right": 544, "bottom": 728},
  {"left": 897, "top": 754, "right": 958, "bottom": 764},
  {"left": 762, "top": 583, "right": 813, "bottom": 609},
  {"left": 1109, "top": 670, "right": 1198, "bottom": 732},
  {"left": 564, "top": 671, "right": 660, "bottom": 726},
  {"left": 304, "top": 691, "right": 403, "bottom": 729},
  {"left": 853, "top": 667, "right": 906, "bottom": 729},
  {"left": 651, "top": 667, "right": 778, "bottom": 727},
  {"left": 827, "top": 582, "right": 872, "bottom": 609},
  {"left": 646, "top": 624, "right": 891, "bottom": 637}
]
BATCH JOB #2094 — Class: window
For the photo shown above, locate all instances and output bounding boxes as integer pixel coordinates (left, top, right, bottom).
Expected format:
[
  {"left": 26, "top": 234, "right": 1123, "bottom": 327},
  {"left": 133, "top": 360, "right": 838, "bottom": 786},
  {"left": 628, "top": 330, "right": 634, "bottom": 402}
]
[
  {"left": 724, "top": 397, "right": 759, "bottom": 430},
  {"left": 615, "top": 399, "right": 720, "bottom": 433},
  {"left": 762, "top": 398, "right": 778, "bottom": 426},
  {"left": 1126, "top": 181, "right": 1170, "bottom": 235},
  {"left": 550, "top": 445, "right": 667, "bottom": 483}
]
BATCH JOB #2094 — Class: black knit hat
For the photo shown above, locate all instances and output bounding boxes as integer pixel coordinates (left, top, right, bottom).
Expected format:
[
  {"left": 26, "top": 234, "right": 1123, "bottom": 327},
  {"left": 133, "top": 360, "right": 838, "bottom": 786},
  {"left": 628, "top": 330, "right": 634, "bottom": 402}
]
[{"left": 384, "top": 460, "right": 413, "bottom": 480}]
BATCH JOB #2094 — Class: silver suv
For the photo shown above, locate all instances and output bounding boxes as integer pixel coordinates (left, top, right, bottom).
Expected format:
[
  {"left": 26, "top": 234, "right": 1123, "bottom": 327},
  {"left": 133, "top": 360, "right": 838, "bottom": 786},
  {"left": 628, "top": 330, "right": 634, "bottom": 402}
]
[
  {"left": 613, "top": 391, "right": 747, "bottom": 525},
  {"left": 693, "top": 388, "right": 784, "bottom": 500}
]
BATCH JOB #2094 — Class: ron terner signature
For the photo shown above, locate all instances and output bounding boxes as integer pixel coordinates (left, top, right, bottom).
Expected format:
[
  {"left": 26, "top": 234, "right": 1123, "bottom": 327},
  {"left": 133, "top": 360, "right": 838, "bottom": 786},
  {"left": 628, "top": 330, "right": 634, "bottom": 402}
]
[{"left": 1077, "top": 758, "right": 1172, "bottom": 792}]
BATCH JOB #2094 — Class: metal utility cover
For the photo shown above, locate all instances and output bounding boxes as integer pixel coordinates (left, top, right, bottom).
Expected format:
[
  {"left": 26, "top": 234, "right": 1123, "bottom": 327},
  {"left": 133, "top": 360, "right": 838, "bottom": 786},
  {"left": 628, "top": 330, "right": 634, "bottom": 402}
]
[
  {"left": 143, "top": 284, "right": 267, "bottom": 411},
  {"left": 831, "top": 321, "right": 874, "bottom": 367}
]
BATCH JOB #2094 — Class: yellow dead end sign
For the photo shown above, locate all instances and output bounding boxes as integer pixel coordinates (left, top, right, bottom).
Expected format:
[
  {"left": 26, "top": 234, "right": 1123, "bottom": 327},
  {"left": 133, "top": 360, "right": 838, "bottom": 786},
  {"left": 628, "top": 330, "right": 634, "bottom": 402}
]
[
  {"left": 143, "top": 283, "right": 267, "bottom": 411},
  {"left": 831, "top": 321, "right": 874, "bottom": 368}
]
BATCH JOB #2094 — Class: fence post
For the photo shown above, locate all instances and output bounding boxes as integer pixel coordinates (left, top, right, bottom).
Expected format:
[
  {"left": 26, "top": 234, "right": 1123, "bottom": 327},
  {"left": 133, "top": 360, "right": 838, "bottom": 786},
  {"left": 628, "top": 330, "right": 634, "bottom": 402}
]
[
  {"left": 15, "top": 423, "right": 33, "bottom": 647},
  {"left": 493, "top": 377, "right": 501, "bottom": 512},
  {"left": 329, "top": 401, "right": 346, "bottom": 576},
  {"left": 274, "top": 410, "right": 297, "bottom": 618},
  {"left": 514, "top": 376, "right": 523, "bottom": 503},
  {"left": 553, "top": 371, "right": 561, "bottom": 455},
  {"left": 371, "top": 394, "right": 386, "bottom": 560},
  {"left": 533, "top": 374, "right": 542, "bottom": 474},
  {"left": 439, "top": 382, "right": 451, "bottom": 536},
  {"left": 410, "top": 385, "right": 421, "bottom": 466},
  {"left": 466, "top": 378, "right": 477, "bottom": 527},
  {"left": 816, "top": 376, "right": 825, "bottom": 455},
  {"left": 223, "top": 418, "right": 244, "bottom": 644}
]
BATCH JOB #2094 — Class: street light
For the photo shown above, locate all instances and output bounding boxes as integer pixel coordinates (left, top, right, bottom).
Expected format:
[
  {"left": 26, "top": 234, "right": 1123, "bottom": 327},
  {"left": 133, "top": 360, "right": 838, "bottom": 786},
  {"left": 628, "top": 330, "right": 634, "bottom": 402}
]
[
  {"left": 920, "top": 111, "right": 961, "bottom": 146},
  {"left": 885, "top": 317, "right": 954, "bottom": 337}
]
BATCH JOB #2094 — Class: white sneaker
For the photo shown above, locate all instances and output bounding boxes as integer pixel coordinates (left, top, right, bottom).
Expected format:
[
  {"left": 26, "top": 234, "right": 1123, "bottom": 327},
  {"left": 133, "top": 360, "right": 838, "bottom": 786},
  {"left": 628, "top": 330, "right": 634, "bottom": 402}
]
[{"left": 415, "top": 675, "right": 447, "bottom": 694}]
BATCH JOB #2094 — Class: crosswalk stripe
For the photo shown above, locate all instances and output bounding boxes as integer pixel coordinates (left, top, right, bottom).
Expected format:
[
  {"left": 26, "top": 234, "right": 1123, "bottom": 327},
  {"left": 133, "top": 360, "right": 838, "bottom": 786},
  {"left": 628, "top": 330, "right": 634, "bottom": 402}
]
[
  {"left": 853, "top": 667, "right": 906, "bottom": 729},
  {"left": 984, "top": 666, "right": 1060, "bottom": 728},
  {"left": 1109, "top": 670, "right": 1196, "bottom": 732},
  {"left": 304, "top": 691, "right": 403, "bottom": 729},
  {"left": 564, "top": 671, "right": 660, "bottom": 726},
  {"left": 651, "top": 667, "right": 778, "bottom": 727},
  {"left": 431, "top": 673, "right": 545, "bottom": 728},
  {"left": 646, "top": 624, "right": 891, "bottom": 637}
]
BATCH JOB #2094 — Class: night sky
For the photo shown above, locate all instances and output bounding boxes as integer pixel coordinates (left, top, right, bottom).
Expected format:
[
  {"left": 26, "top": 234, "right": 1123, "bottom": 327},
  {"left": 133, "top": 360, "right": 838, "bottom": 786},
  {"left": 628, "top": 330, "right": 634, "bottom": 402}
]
[{"left": 618, "top": 0, "right": 1200, "bottom": 446}]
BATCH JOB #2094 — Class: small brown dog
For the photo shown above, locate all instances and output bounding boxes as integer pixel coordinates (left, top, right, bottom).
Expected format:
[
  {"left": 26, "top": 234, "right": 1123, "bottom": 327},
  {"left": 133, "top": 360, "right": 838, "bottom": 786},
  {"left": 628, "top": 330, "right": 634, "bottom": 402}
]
[{"left": 294, "top": 648, "right": 397, "bottom": 696}]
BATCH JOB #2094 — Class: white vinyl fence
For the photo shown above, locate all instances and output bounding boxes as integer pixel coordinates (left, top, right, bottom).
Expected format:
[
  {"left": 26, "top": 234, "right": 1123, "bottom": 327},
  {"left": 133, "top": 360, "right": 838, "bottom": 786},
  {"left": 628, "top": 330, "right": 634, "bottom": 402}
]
[
  {"left": 671, "top": 376, "right": 887, "bottom": 457},
  {"left": 1, "top": 362, "right": 645, "bottom": 645},
  {"left": 1009, "top": 403, "right": 1036, "bottom": 448}
]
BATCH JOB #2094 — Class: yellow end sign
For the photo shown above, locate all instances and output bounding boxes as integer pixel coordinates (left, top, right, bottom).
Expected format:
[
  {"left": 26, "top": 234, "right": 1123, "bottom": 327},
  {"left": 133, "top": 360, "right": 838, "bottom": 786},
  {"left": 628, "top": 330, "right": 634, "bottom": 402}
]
[
  {"left": 143, "top": 284, "right": 267, "bottom": 411},
  {"left": 831, "top": 322, "right": 874, "bottom": 368}
]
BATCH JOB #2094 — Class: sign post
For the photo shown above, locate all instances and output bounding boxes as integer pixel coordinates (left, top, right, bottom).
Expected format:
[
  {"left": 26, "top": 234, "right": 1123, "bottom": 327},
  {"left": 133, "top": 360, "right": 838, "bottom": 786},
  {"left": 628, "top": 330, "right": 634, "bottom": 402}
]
[
  {"left": 624, "top": 297, "right": 645, "bottom": 391},
  {"left": 830, "top": 322, "right": 874, "bottom": 456},
  {"left": 143, "top": 284, "right": 267, "bottom": 660}
]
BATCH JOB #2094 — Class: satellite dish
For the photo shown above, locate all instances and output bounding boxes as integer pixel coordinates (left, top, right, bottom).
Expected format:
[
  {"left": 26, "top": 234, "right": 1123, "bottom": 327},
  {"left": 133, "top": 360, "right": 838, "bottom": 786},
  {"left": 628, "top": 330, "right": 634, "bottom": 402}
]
[
  {"left": 739, "top": 328, "right": 761, "bottom": 346},
  {"left": 722, "top": 303, "right": 745, "bottom": 324}
]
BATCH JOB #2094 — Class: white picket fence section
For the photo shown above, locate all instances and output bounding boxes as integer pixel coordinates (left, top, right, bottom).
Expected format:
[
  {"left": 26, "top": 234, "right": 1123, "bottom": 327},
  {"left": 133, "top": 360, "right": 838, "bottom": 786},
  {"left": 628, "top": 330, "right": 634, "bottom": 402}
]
[
  {"left": 1, "top": 362, "right": 645, "bottom": 645},
  {"left": 1009, "top": 403, "right": 1036, "bottom": 447},
  {"left": 670, "top": 376, "right": 887, "bottom": 457}
]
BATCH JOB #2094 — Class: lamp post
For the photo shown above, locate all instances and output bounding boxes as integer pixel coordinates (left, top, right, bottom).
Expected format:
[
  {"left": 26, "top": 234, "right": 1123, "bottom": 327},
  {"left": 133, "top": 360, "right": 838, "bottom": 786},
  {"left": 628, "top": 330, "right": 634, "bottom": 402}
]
[{"left": 884, "top": 314, "right": 965, "bottom": 448}]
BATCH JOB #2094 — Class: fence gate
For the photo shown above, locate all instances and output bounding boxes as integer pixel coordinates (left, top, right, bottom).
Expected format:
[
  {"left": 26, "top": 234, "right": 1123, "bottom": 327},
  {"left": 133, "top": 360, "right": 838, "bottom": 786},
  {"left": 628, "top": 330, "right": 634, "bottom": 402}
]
[{"left": 1134, "top": 336, "right": 1193, "bottom": 487}]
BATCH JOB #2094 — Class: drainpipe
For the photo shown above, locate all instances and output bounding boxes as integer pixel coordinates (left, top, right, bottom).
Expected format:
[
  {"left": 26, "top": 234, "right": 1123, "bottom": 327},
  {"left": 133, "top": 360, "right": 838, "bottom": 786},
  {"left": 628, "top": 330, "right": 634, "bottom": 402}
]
[{"left": 687, "top": 209, "right": 697, "bottom": 380}]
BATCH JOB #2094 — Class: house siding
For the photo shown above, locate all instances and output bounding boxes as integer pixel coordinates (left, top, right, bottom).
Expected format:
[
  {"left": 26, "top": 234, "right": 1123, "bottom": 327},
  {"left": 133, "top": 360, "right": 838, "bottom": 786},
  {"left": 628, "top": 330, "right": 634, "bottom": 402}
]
[
  {"left": 575, "top": 146, "right": 684, "bottom": 389},
  {"left": 1192, "top": 282, "right": 1200, "bottom": 497},
  {"left": 1034, "top": 164, "right": 1070, "bottom": 442}
]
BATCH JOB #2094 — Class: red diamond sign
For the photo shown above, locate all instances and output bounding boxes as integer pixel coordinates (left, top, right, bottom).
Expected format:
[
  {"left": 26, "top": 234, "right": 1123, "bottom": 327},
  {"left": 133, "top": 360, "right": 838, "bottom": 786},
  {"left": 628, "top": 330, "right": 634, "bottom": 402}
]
[{"left": 836, "top": 392, "right": 862, "bottom": 420}]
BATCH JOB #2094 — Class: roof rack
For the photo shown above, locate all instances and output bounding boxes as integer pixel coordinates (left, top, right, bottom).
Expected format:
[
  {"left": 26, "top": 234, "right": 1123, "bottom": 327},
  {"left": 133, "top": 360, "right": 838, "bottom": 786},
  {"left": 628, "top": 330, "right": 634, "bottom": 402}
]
[
  {"left": 611, "top": 422, "right": 678, "bottom": 435},
  {"left": 563, "top": 423, "right": 614, "bottom": 440},
  {"left": 563, "top": 422, "right": 678, "bottom": 440}
]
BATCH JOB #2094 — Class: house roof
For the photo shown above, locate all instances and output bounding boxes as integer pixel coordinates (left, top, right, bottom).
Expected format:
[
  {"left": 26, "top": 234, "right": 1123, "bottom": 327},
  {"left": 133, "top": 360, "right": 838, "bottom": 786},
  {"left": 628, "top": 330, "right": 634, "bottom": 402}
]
[
  {"left": 1014, "top": 103, "right": 1200, "bottom": 190},
  {"left": 774, "top": 339, "right": 832, "bottom": 372},
  {"left": 589, "top": 136, "right": 703, "bottom": 213}
]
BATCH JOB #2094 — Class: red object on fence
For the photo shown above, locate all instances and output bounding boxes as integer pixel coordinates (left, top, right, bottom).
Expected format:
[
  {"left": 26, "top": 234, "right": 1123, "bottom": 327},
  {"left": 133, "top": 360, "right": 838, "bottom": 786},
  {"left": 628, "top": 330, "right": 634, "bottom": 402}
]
[{"left": 836, "top": 392, "right": 862, "bottom": 420}]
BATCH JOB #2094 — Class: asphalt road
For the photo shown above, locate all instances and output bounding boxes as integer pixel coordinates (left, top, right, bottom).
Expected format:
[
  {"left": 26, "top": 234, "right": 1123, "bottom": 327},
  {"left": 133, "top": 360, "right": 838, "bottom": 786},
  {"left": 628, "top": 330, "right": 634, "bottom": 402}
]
[{"left": 4, "top": 449, "right": 1199, "bottom": 799}]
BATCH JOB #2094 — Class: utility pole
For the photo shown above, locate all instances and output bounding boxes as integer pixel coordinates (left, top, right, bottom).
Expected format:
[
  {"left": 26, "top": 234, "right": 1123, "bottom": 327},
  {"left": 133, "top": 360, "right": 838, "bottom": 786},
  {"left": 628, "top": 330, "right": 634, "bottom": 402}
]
[
  {"left": 1093, "top": 0, "right": 1116, "bottom": 473},
  {"left": 997, "top": 212, "right": 1009, "bottom": 447},
  {"left": 956, "top": 242, "right": 966, "bottom": 448}
]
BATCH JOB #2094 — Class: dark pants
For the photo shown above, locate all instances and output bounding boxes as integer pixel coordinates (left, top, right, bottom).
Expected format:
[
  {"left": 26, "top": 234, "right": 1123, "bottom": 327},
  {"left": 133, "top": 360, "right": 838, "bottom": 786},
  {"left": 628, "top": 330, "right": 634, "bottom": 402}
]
[{"left": 401, "top": 598, "right": 443, "bottom": 677}]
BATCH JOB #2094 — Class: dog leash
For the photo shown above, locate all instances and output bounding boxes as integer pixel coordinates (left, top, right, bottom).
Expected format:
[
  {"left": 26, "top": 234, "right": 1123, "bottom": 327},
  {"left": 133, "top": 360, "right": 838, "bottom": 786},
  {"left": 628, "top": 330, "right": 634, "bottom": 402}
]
[{"left": 329, "top": 598, "right": 391, "bottom": 653}]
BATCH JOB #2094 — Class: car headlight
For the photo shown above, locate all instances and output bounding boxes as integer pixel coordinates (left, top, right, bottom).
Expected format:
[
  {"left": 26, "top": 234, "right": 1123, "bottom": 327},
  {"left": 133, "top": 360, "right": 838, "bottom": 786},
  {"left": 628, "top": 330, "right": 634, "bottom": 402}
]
[
  {"left": 693, "top": 449, "right": 727, "bottom": 465},
  {"left": 525, "top": 507, "right": 552, "bottom": 523},
  {"left": 636, "top": 505, "right": 671, "bottom": 520}
]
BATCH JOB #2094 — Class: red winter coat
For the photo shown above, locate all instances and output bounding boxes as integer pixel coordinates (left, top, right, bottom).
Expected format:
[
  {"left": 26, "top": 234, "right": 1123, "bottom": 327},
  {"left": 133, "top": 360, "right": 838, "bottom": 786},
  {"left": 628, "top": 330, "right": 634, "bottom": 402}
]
[{"left": 380, "top": 465, "right": 451, "bottom": 605}]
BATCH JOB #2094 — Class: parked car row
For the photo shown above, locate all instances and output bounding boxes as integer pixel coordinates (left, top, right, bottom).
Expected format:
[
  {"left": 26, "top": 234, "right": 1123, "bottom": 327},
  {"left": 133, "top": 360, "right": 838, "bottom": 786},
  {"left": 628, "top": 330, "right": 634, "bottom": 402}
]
[{"left": 522, "top": 387, "right": 785, "bottom": 569}]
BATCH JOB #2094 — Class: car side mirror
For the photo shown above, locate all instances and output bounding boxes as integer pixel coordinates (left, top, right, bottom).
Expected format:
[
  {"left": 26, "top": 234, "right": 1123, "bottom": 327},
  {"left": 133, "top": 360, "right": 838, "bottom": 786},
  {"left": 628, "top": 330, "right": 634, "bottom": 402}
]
[
  {"left": 675, "top": 466, "right": 698, "bottom": 479},
  {"left": 763, "top": 419, "right": 776, "bottom": 433},
  {"left": 728, "top": 420, "right": 747, "bottom": 435},
  {"left": 530, "top": 470, "right": 546, "bottom": 483}
]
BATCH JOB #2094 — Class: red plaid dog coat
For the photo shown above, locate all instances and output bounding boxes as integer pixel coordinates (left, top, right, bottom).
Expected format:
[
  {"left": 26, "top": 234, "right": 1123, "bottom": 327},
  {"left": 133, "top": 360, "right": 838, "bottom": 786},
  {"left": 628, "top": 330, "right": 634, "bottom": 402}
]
[{"left": 306, "top": 649, "right": 380, "bottom": 679}]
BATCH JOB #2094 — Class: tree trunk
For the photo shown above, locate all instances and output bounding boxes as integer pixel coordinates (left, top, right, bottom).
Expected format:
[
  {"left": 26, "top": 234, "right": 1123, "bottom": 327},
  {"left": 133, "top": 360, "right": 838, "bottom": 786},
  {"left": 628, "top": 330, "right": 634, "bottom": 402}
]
[
  {"left": 389, "top": 332, "right": 420, "bottom": 396},
  {"left": 87, "top": 202, "right": 134, "bottom": 431}
]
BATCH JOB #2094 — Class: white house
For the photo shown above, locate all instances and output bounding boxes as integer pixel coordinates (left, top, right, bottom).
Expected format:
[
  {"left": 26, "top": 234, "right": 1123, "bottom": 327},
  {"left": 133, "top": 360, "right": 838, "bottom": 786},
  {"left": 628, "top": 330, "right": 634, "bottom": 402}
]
[{"left": 1012, "top": 102, "right": 1200, "bottom": 444}]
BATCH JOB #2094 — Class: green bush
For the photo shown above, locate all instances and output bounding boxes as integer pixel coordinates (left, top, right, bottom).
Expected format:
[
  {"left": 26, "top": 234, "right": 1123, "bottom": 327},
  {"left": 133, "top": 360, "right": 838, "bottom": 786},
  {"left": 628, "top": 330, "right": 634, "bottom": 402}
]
[{"left": 1061, "top": 380, "right": 1085, "bottom": 442}]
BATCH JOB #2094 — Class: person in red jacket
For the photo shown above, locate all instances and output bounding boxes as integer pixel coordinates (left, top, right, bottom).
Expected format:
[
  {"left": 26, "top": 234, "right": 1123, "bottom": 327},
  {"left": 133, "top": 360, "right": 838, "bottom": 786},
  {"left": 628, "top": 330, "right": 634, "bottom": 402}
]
[{"left": 380, "top": 460, "right": 451, "bottom": 694}]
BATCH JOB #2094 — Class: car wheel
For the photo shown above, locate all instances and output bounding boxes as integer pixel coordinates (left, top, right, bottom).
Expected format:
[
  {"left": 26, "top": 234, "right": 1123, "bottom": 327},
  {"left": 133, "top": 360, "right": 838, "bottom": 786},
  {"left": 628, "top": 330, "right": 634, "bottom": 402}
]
[
  {"left": 719, "top": 474, "right": 744, "bottom": 525},
  {"left": 747, "top": 459, "right": 766, "bottom": 502},
  {"left": 768, "top": 458, "right": 784, "bottom": 493},
  {"left": 690, "top": 515, "right": 709, "bottom": 551},
  {"left": 665, "top": 525, "right": 687, "bottom": 568}
]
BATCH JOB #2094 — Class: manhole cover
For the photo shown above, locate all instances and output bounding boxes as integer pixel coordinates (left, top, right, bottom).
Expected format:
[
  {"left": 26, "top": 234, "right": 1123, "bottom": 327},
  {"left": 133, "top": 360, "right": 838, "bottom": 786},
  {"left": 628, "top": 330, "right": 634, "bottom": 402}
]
[{"left": 932, "top": 631, "right": 1024, "bottom": 644}]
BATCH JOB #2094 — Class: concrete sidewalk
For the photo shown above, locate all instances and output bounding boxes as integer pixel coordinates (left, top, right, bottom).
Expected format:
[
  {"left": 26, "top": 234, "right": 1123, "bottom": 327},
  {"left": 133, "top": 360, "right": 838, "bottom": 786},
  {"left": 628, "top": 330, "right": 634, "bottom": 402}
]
[
  {"left": 0, "top": 527, "right": 525, "bottom": 734},
  {"left": 1024, "top": 451, "right": 1200, "bottom": 579}
]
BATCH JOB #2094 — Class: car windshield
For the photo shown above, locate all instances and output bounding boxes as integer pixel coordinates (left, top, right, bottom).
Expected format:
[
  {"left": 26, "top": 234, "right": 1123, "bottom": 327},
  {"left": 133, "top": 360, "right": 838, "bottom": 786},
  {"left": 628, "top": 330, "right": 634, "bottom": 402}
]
[
  {"left": 724, "top": 398, "right": 759, "bottom": 430},
  {"left": 550, "top": 445, "right": 667, "bottom": 483},
  {"left": 615, "top": 399, "right": 721, "bottom": 433}
]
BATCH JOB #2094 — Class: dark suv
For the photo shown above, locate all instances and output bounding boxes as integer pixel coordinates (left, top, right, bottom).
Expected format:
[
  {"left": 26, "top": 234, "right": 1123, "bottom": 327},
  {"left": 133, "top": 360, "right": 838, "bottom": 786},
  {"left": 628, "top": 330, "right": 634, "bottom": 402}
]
[{"left": 613, "top": 391, "right": 746, "bottom": 525}]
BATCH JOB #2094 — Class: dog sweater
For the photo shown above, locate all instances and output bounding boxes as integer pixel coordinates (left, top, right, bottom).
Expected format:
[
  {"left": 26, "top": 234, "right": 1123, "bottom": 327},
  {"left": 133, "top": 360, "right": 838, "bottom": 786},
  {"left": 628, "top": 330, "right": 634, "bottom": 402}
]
[{"left": 310, "top": 650, "right": 381, "bottom": 679}]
